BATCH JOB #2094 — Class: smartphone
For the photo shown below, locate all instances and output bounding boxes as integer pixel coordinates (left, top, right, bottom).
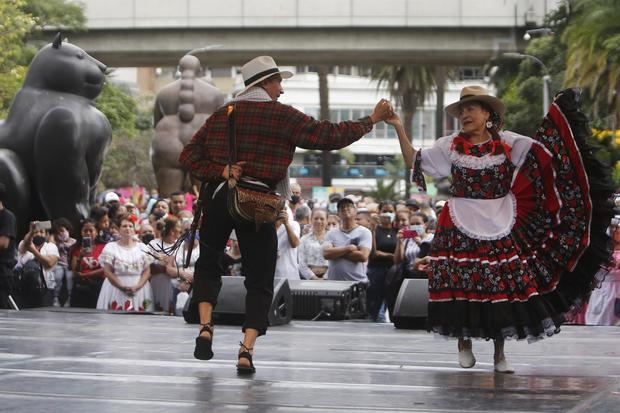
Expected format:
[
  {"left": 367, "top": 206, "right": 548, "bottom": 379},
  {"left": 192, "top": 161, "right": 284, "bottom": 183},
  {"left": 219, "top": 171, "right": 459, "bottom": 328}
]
[
  {"left": 35, "top": 220, "right": 52, "bottom": 231},
  {"left": 82, "top": 236, "right": 92, "bottom": 249},
  {"left": 401, "top": 228, "right": 418, "bottom": 239}
]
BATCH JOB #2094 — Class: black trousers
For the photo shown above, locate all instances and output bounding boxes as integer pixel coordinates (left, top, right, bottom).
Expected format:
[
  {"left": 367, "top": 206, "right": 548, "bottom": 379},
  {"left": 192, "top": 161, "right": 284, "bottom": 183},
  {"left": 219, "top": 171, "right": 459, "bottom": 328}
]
[{"left": 192, "top": 184, "right": 277, "bottom": 336}]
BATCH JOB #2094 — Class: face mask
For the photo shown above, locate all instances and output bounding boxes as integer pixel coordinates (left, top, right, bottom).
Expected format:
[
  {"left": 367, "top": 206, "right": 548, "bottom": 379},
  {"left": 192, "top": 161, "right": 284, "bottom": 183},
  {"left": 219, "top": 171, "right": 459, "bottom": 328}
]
[
  {"left": 409, "top": 224, "right": 425, "bottom": 235},
  {"left": 32, "top": 235, "right": 46, "bottom": 247},
  {"left": 380, "top": 212, "right": 395, "bottom": 222},
  {"left": 290, "top": 195, "right": 301, "bottom": 205},
  {"left": 57, "top": 230, "right": 69, "bottom": 242},
  {"left": 141, "top": 233, "right": 155, "bottom": 244}
]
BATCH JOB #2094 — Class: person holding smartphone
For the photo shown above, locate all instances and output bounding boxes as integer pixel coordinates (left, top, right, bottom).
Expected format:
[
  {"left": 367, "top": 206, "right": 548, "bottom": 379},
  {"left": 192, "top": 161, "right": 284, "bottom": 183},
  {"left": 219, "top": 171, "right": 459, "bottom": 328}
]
[
  {"left": 50, "top": 218, "right": 76, "bottom": 307},
  {"left": 394, "top": 212, "right": 432, "bottom": 278},
  {"left": 16, "top": 220, "right": 59, "bottom": 307},
  {"left": 70, "top": 219, "right": 106, "bottom": 308}
]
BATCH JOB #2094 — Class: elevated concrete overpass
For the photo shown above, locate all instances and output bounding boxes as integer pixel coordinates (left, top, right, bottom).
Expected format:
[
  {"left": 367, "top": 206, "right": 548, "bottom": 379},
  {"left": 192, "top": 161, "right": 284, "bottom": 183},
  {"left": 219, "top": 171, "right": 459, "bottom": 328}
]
[{"left": 55, "top": 0, "right": 559, "bottom": 67}]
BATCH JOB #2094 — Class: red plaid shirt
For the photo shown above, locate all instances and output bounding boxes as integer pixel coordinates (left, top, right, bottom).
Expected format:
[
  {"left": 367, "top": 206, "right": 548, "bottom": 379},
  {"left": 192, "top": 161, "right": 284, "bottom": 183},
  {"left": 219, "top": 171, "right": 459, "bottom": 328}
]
[{"left": 179, "top": 100, "right": 373, "bottom": 186}]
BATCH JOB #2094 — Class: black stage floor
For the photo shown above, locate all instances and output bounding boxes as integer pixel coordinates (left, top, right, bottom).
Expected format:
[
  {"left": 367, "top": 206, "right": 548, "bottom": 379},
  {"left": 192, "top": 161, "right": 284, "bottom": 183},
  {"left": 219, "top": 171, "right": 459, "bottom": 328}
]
[{"left": 0, "top": 308, "right": 618, "bottom": 413}]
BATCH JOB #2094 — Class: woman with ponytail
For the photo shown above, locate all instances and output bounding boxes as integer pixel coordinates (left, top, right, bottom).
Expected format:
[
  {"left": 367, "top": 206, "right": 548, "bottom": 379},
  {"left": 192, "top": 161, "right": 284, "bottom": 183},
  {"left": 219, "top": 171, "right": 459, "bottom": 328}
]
[{"left": 387, "top": 86, "right": 613, "bottom": 374}]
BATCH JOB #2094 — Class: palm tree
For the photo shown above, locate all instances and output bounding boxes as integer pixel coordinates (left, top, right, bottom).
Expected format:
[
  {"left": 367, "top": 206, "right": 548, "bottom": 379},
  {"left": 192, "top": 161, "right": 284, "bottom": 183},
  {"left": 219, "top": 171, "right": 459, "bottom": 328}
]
[
  {"left": 371, "top": 65, "right": 438, "bottom": 194},
  {"left": 562, "top": 0, "right": 620, "bottom": 126},
  {"left": 318, "top": 65, "right": 333, "bottom": 186}
]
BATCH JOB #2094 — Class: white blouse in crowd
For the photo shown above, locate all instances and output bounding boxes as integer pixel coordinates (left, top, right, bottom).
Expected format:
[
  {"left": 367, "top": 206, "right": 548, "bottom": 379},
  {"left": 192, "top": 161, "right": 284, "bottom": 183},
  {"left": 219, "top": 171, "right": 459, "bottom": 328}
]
[
  {"left": 17, "top": 241, "right": 60, "bottom": 289},
  {"left": 298, "top": 232, "right": 330, "bottom": 279},
  {"left": 275, "top": 219, "right": 301, "bottom": 279},
  {"left": 98, "top": 241, "right": 150, "bottom": 277},
  {"left": 175, "top": 243, "right": 200, "bottom": 273}
]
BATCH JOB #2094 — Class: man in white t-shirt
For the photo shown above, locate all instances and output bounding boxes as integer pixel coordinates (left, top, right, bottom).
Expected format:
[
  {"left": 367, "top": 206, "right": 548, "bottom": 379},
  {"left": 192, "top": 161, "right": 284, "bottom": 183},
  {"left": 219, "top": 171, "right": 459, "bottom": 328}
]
[
  {"left": 275, "top": 207, "right": 301, "bottom": 279},
  {"left": 323, "top": 198, "right": 371, "bottom": 283}
]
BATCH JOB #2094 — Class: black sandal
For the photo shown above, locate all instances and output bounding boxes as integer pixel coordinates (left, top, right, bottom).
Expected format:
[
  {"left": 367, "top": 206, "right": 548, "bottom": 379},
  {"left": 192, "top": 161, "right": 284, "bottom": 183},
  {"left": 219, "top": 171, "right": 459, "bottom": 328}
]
[
  {"left": 236, "top": 341, "right": 256, "bottom": 374},
  {"left": 194, "top": 322, "right": 214, "bottom": 360}
]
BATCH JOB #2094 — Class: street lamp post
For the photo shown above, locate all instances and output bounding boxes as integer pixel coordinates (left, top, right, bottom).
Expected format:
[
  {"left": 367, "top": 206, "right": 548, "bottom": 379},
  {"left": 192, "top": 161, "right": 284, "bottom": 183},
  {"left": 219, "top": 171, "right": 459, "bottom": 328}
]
[{"left": 503, "top": 52, "right": 551, "bottom": 117}]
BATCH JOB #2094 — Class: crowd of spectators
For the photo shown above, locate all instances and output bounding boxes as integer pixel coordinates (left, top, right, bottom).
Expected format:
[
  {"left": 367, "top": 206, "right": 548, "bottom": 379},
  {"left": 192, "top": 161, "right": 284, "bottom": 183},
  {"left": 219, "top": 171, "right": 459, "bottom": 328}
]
[
  {"left": 281, "top": 186, "right": 443, "bottom": 323},
  {"left": 7, "top": 183, "right": 444, "bottom": 320},
  {"left": 3, "top": 182, "right": 618, "bottom": 326},
  {"left": 10, "top": 190, "right": 200, "bottom": 314}
]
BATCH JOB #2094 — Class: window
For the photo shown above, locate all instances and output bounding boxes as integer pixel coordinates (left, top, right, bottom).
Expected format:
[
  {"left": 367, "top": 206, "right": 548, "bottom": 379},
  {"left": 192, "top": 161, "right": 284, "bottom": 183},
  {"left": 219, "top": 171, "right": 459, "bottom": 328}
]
[{"left": 458, "top": 67, "right": 484, "bottom": 80}]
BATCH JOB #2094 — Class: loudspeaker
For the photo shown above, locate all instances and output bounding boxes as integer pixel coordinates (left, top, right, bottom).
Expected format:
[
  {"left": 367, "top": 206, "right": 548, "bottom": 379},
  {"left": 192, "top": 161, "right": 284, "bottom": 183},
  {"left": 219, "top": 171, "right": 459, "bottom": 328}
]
[
  {"left": 183, "top": 277, "right": 292, "bottom": 326},
  {"left": 392, "top": 278, "right": 428, "bottom": 329},
  {"left": 288, "top": 279, "right": 366, "bottom": 320}
]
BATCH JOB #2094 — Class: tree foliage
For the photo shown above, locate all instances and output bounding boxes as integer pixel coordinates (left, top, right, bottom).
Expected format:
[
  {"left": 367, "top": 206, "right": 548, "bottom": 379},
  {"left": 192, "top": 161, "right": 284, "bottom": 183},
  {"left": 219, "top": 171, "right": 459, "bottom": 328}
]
[
  {"left": 96, "top": 81, "right": 137, "bottom": 133},
  {"left": 96, "top": 83, "right": 156, "bottom": 189},
  {"left": 0, "top": 0, "right": 34, "bottom": 117},
  {"left": 0, "top": 0, "right": 85, "bottom": 118},
  {"left": 22, "top": 0, "right": 85, "bottom": 30},
  {"left": 494, "top": 3, "right": 620, "bottom": 186},
  {"left": 562, "top": 0, "right": 620, "bottom": 126},
  {"left": 371, "top": 65, "right": 437, "bottom": 194}
]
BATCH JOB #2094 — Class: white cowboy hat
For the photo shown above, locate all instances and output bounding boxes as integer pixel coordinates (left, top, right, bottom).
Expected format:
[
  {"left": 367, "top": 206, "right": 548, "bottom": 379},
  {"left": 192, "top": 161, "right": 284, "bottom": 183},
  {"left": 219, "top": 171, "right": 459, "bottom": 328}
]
[
  {"left": 239, "top": 56, "right": 293, "bottom": 93},
  {"left": 445, "top": 85, "right": 506, "bottom": 118}
]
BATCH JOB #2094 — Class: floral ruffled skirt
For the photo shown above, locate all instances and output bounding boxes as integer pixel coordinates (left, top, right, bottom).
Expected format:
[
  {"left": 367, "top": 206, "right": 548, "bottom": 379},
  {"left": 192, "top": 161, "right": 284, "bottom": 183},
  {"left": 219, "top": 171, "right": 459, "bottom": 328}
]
[{"left": 426, "top": 90, "right": 614, "bottom": 341}]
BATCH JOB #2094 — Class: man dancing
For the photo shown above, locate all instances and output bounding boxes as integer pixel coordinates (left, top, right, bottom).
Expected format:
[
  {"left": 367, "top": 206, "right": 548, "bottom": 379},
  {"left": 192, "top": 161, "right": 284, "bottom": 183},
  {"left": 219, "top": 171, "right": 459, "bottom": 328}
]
[{"left": 179, "top": 55, "right": 392, "bottom": 373}]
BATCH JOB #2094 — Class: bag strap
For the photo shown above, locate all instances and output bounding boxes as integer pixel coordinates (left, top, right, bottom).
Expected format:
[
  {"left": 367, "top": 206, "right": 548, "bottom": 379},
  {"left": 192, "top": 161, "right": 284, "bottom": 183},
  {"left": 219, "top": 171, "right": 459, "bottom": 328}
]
[
  {"left": 227, "top": 104, "right": 237, "bottom": 178},
  {"left": 37, "top": 260, "right": 48, "bottom": 290}
]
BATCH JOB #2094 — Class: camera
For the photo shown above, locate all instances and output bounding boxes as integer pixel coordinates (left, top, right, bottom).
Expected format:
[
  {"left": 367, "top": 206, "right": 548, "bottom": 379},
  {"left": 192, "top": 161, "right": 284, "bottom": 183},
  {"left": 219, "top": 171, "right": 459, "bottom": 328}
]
[{"left": 82, "top": 236, "right": 92, "bottom": 250}]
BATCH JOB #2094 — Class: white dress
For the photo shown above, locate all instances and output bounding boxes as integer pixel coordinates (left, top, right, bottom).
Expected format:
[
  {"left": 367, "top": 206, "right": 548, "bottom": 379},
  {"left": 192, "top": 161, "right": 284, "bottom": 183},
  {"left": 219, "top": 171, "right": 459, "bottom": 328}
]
[
  {"left": 96, "top": 241, "right": 154, "bottom": 312},
  {"left": 173, "top": 244, "right": 200, "bottom": 315},
  {"left": 585, "top": 250, "right": 620, "bottom": 326},
  {"left": 275, "top": 220, "right": 301, "bottom": 279}
]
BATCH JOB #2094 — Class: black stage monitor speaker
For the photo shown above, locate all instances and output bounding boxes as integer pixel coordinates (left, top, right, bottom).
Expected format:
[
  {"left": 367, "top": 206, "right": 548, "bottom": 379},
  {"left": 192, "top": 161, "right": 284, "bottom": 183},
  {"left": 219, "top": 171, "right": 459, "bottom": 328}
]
[
  {"left": 392, "top": 278, "right": 429, "bottom": 329},
  {"left": 288, "top": 279, "right": 366, "bottom": 320},
  {"left": 183, "top": 277, "right": 292, "bottom": 326}
]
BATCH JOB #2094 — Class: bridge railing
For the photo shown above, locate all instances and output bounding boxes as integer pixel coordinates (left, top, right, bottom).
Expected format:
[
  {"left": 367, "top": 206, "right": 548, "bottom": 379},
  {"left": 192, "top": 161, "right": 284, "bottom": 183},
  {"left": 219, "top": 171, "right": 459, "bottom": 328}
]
[{"left": 80, "top": 0, "right": 553, "bottom": 29}]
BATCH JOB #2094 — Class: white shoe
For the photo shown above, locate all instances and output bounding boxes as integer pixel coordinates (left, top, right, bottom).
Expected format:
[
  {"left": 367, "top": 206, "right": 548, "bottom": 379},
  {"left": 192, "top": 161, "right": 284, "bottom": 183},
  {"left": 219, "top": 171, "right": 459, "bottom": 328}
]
[
  {"left": 494, "top": 358, "right": 515, "bottom": 374},
  {"left": 458, "top": 348, "right": 476, "bottom": 368},
  {"left": 52, "top": 297, "right": 61, "bottom": 307}
]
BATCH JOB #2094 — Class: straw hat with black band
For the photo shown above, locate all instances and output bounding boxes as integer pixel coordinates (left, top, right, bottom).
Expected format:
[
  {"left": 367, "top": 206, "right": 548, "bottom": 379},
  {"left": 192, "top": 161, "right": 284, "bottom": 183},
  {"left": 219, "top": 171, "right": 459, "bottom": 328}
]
[
  {"left": 239, "top": 56, "right": 293, "bottom": 94},
  {"left": 445, "top": 85, "right": 506, "bottom": 119}
]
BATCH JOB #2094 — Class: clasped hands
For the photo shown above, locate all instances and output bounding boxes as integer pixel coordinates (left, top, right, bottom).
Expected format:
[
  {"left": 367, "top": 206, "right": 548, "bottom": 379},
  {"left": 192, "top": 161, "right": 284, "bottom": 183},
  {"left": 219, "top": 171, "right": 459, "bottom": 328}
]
[{"left": 370, "top": 98, "right": 400, "bottom": 125}]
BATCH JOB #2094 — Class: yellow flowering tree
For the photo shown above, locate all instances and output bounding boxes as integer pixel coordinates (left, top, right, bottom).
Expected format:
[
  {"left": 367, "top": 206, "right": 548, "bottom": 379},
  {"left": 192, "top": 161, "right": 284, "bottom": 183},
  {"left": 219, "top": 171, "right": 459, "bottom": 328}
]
[{"left": 591, "top": 128, "right": 620, "bottom": 186}]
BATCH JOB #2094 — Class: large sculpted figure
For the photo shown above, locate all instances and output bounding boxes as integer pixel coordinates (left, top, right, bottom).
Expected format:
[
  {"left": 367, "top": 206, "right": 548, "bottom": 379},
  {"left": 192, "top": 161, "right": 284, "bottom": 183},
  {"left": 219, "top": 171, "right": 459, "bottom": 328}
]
[
  {"left": 152, "top": 55, "right": 225, "bottom": 197},
  {"left": 0, "top": 34, "right": 111, "bottom": 236}
]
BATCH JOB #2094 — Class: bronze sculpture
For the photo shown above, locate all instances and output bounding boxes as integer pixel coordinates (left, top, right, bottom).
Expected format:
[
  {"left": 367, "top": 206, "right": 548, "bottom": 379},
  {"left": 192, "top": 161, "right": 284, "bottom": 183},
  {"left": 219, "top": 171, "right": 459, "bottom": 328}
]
[
  {"left": 152, "top": 55, "right": 225, "bottom": 197},
  {"left": 0, "top": 33, "right": 111, "bottom": 236}
]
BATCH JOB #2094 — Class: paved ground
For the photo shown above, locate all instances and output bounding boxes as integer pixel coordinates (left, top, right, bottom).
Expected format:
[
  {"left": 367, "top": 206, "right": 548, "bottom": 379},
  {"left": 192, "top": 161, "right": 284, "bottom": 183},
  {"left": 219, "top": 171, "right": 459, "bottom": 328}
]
[{"left": 0, "top": 308, "right": 618, "bottom": 413}]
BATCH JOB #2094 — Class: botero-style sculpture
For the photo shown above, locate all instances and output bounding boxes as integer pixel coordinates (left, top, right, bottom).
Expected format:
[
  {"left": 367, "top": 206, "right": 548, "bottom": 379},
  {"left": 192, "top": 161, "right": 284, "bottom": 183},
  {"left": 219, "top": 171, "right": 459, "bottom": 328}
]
[
  {"left": 0, "top": 34, "right": 111, "bottom": 236},
  {"left": 152, "top": 54, "right": 225, "bottom": 197}
]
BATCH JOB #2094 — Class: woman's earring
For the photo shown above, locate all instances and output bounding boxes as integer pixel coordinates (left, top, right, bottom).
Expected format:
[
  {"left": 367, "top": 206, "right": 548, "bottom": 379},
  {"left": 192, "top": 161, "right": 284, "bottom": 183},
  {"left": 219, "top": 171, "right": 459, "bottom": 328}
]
[{"left": 485, "top": 120, "right": 493, "bottom": 129}]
